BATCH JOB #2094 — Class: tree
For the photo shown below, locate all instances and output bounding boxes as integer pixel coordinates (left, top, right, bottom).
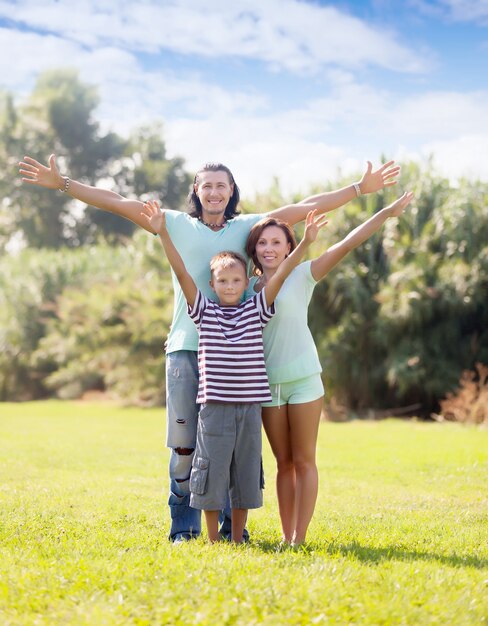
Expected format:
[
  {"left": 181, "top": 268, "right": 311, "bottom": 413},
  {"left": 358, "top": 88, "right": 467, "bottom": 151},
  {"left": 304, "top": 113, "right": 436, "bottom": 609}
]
[
  {"left": 0, "top": 233, "right": 173, "bottom": 404},
  {"left": 0, "top": 69, "right": 192, "bottom": 249},
  {"left": 308, "top": 163, "right": 488, "bottom": 414},
  {"left": 86, "top": 123, "right": 192, "bottom": 241}
]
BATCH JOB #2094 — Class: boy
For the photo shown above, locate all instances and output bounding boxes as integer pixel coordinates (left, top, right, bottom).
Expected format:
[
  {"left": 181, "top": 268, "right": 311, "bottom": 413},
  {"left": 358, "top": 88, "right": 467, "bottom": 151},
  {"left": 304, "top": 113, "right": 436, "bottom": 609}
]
[{"left": 143, "top": 200, "right": 327, "bottom": 542}]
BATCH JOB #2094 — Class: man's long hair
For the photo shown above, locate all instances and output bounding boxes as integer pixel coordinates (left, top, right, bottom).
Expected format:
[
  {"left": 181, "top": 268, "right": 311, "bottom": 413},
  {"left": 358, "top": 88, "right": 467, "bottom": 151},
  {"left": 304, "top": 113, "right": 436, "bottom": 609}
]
[{"left": 187, "top": 163, "right": 241, "bottom": 220}]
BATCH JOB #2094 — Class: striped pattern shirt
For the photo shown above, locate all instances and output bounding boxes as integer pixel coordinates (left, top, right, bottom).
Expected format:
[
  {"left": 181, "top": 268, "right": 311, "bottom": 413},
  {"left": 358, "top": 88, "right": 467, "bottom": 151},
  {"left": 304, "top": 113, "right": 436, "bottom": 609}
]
[{"left": 189, "top": 288, "right": 275, "bottom": 403}]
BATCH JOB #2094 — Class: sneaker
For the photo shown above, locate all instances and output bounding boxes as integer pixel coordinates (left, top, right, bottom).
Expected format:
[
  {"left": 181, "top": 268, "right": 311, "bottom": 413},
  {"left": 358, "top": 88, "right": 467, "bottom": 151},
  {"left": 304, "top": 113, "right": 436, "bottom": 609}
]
[{"left": 171, "top": 533, "right": 193, "bottom": 544}]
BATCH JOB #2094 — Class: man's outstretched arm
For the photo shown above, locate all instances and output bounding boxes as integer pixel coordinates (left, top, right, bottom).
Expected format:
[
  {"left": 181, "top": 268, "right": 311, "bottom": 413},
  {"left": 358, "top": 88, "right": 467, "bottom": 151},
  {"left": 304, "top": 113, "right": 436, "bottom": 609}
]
[
  {"left": 19, "top": 154, "right": 154, "bottom": 233},
  {"left": 268, "top": 160, "right": 400, "bottom": 226}
]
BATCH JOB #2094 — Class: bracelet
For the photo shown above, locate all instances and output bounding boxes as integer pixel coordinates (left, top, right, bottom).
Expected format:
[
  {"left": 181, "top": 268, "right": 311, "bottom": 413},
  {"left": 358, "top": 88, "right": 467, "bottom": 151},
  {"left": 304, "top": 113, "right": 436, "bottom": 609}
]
[
  {"left": 60, "top": 176, "right": 70, "bottom": 192},
  {"left": 353, "top": 182, "right": 362, "bottom": 197}
]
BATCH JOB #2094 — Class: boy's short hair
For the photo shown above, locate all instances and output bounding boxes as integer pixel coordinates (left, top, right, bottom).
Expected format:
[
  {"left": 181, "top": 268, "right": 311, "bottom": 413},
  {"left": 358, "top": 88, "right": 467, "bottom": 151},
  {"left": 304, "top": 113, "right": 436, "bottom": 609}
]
[{"left": 210, "top": 251, "right": 247, "bottom": 277}]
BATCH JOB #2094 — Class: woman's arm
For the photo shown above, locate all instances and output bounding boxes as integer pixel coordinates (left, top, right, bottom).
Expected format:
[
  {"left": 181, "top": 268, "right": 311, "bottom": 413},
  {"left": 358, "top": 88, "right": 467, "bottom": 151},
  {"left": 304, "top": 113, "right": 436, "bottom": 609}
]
[
  {"left": 268, "top": 160, "right": 401, "bottom": 226},
  {"left": 264, "top": 210, "right": 328, "bottom": 307},
  {"left": 19, "top": 154, "right": 155, "bottom": 233},
  {"left": 310, "top": 191, "right": 414, "bottom": 282},
  {"left": 142, "top": 200, "right": 197, "bottom": 307}
]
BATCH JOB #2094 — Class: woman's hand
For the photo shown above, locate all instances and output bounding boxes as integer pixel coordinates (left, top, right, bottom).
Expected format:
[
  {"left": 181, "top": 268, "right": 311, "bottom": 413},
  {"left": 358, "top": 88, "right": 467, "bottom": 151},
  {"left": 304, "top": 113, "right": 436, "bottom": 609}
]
[
  {"left": 141, "top": 199, "right": 166, "bottom": 233},
  {"left": 19, "top": 154, "right": 64, "bottom": 190},
  {"left": 303, "top": 209, "right": 328, "bottom": 244},
  {"left": 358, "top": 160, "right": 401, "bottom": 194},
  {"left": 385, "top": 191, "right": 414, "bottom": 217}
]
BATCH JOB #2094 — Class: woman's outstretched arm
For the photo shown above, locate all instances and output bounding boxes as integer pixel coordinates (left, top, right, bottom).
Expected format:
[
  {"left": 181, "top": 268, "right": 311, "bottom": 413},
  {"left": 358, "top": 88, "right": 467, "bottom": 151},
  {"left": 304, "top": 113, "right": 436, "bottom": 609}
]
[{"left": 310, "top": 191, "right": 414, "bottom": 282}]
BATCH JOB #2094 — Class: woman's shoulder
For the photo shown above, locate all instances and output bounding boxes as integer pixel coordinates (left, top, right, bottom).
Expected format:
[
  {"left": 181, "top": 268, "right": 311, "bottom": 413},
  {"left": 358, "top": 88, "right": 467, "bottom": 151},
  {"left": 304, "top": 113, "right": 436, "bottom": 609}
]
[{"left": 284, "top": 261, "right": 313, "bottom": 282}]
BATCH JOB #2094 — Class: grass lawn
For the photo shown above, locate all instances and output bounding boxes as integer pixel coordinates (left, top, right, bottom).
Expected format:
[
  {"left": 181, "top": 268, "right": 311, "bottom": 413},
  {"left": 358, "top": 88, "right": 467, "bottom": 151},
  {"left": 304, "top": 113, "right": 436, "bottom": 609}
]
[{"left": 0, "top": 401, "right": 487, "bottom": 625}]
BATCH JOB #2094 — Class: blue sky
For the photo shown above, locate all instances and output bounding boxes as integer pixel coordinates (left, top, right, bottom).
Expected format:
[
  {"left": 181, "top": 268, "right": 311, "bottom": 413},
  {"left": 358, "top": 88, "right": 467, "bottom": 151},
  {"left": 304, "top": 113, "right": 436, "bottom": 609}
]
[{"left": 1, "top": 0, "right": 487, "bottom": 196}]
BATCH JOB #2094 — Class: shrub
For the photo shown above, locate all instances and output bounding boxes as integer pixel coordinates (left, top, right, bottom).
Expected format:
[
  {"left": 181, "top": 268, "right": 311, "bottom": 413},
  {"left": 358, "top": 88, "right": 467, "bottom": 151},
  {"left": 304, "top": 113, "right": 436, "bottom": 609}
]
[{"left": 434, "top": 363, "right": 488, "bottom": 424}]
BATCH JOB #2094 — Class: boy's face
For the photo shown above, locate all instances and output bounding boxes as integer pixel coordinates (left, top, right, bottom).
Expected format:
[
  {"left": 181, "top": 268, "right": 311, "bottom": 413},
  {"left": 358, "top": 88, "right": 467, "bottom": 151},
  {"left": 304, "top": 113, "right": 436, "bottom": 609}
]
[{"left": 210, "top": 262, "right": 249, "bottom": 307}]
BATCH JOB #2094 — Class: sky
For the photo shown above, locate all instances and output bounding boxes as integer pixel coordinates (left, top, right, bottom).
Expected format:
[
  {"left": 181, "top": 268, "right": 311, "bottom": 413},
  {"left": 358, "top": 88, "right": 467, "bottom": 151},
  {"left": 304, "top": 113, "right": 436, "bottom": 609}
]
[{"left": 1, "top": 0, "right": 488, "bottom": 196}]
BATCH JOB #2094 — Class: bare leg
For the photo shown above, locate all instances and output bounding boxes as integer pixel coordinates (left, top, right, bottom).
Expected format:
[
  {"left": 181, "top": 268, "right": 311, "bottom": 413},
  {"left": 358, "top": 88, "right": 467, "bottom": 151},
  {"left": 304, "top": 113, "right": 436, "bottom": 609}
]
[
  {"left": 231, "top": 508, "right": 248, "bottom": 543},
  {"left": 204, "top": 510, "right": 220, "bottom": 543},
  {"left": 288, "top": 397, "right": 323, "bottom": 544},
  {"left": 262, "top": 405, "right": 296, "bottom": 543}
]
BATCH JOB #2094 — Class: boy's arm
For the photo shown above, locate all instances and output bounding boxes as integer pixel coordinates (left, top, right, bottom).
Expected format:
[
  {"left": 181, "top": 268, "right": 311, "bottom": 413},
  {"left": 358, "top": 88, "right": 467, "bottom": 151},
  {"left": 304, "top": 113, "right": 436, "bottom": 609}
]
[
  {"left": 310, "top": 191, "right": 414, "bottom": 282},
  {"left": 264, "top": 210, "right": 328, "bottom": 307},
  {"left": 19, "top": 154, "right": 155, "bottom": 233},
  {"left": 142, "top": 200, "right": 198, "bottom": 307},
  {"left": 268, "top": 160, "right": 400, "bottom": 226}
]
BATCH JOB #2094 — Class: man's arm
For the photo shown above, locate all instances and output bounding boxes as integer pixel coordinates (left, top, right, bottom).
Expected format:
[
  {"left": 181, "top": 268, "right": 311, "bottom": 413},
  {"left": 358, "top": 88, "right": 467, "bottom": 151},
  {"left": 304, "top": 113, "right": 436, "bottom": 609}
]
[
  {"left": 19, "top": 154, "right": 154, "bottom": 233},
  {"left": 142, "top": 200, "right": 198, "bottom": 307},
  {"left": 264, "top": 210, "right": 328, "bottom": 307},
  {"left": 268, "top": 160, "right": 401, "bottom": 226}
]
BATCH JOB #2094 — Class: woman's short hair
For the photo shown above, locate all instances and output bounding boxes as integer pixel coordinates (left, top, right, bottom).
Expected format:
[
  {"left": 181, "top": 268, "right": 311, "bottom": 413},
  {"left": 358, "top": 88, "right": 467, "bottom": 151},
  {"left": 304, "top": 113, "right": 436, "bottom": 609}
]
[
  {"left": 187, "top": 163, "right": 241, "bottom": 219},
  {"left": 246, "top": 217, "right": 297, "bottom": 276}
]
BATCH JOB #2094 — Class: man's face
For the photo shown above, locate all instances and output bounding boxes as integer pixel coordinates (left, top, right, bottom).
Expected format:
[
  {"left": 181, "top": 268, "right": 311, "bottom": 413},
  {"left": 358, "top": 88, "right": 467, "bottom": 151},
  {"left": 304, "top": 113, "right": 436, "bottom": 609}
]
[{"left": 194, "top": 170, "right": 234, "bottom": 217}]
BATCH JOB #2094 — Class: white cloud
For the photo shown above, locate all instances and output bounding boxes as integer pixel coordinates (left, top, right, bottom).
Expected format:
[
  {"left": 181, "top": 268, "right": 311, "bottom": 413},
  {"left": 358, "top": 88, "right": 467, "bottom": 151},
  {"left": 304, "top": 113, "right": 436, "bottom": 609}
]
[
  {"left": 1, "top": 26, "right": 269, "bottom": 136},
  {"left": 0, "top": 0, "right": 429, "bottom": 74},
  {"left": 0, "top": 28, "right": 86, "bottom": 92},
  {"left": 440, "top": 0, "right": 488, "bottom": 22},
  {"left": 164, "top": 115, "right": 350, "bottom": 195},
  {"left": 410, "top": 0, "right": 488, "bottom": 23},
  {"left": 390, "top": 91, "right": 488, "bottom": 139},
  {"left": 0, "top": 0, "right": 485, "bottom": 196},
  {"left": 424, "top": 134, "right": 488, "bottom": 181},
  {"left": 163, "top": 80, "right": 488, "bottom": 193}
]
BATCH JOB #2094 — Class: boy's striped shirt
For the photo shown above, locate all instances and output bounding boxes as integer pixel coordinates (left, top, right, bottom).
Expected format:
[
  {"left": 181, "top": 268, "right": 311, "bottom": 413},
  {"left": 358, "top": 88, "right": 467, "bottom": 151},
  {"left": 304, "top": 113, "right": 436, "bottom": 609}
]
[{"left": 188, "top": 289, "right": 274, "bottom": 403}]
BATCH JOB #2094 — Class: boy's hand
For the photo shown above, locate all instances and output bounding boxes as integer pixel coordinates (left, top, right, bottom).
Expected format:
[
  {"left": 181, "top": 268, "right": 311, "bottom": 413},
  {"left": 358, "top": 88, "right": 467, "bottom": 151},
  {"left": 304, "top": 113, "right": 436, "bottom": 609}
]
[
  {"left": 141, "top": 200, "right": 166, "bottom": 233},
  {"left": 303, "top": 209, "right": 328, "bottom": 244},
  {"left": 385, "top": 191, "right": 414, "bottom": 217}
]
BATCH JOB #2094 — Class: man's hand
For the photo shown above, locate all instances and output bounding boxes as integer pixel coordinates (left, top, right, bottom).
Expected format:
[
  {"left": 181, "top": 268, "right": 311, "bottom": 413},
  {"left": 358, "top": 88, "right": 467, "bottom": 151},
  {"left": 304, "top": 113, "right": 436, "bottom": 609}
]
[
  {"left": 19, "top": 154, "right": 64, "bottom": 190},
  {"left": 358, "top": 160, "right": 401, "bottom": 194}
]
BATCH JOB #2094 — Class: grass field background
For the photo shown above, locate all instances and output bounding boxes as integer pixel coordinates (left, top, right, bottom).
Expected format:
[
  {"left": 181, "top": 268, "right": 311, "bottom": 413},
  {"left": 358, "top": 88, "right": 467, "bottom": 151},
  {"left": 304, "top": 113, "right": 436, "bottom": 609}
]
[{"left": 1, "top": 401, "right": 487, "bottom": 625}]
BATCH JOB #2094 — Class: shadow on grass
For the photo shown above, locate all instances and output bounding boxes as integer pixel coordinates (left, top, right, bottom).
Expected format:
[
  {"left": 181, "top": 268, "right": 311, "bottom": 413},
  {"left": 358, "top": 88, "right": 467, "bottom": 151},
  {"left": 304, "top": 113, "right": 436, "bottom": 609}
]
[
  {"left": 255, "top": 539, "right": 487, "bottom": 569},
  {"left": 325, "top": 541, "right": 487, "bottom": 569}
]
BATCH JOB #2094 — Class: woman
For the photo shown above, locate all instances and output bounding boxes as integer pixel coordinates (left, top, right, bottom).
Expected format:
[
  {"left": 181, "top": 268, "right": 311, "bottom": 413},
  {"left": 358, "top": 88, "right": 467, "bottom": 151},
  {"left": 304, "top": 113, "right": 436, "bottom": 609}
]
[{"left": 246, "top": 191, "right": 413, "bottom": 545}]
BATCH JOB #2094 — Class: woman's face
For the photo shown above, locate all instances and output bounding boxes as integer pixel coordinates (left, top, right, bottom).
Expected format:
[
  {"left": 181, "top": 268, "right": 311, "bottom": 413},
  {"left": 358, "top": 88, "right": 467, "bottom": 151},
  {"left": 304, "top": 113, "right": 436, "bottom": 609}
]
[{"left": 255, "top": 225, "right": 291, "bottom": 272}]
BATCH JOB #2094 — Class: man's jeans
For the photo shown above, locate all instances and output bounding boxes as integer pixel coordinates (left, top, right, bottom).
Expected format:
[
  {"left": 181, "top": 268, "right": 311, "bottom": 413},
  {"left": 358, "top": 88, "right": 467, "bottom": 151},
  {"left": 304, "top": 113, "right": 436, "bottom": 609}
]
[{"left": 166, "top": 351, "right": 201, "bottom": 540}]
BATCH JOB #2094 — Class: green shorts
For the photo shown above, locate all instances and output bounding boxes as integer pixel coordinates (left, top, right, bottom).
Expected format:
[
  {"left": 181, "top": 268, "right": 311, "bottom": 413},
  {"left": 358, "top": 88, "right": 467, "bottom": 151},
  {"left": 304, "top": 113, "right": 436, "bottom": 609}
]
[{"left": 262, "top": 373, "right": 324, "bottom": 408}]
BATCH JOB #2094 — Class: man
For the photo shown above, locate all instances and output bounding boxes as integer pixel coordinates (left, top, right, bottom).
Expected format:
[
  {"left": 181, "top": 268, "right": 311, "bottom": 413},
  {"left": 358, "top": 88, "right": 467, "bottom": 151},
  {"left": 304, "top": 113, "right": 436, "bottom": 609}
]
[{"left": 19, "top": 154, "right": 400, "bottom": 542}]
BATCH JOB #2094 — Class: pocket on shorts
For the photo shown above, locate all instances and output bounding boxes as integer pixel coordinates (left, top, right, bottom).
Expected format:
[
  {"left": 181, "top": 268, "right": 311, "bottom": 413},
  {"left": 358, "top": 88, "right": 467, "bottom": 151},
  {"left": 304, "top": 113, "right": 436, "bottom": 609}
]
[
  {"left": 199, "top": 404, "right": 223, "bottom": 436},
  {"left": 189, "top": 456, "right": 210, "bottom": 496}
]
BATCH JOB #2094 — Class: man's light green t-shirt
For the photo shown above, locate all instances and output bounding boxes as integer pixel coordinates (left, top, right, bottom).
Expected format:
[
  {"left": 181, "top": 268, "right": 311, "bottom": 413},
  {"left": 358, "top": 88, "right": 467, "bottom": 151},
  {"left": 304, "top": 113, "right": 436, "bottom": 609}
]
[
  {"left": 247, "top": 261, "right": 322, "bottom": 384},
  {"left": 165, "top": 210, "right": 268, "bottom": 353}
]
